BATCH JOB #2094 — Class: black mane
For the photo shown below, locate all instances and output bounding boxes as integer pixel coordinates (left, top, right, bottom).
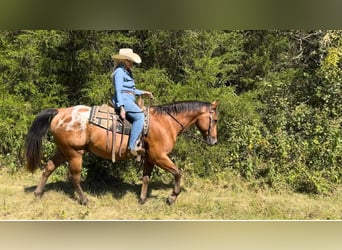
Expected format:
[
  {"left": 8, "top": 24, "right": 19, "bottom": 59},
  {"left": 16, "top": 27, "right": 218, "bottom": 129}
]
[{"left": 153, "top": 101, "right": 210, "bottom": 115}]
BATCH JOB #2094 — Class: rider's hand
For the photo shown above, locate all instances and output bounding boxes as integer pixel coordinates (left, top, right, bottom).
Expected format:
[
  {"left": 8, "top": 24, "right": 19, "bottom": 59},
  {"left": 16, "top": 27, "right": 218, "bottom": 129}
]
[{"left": 143, "top": 91, "right": 154, "bottom": 99}]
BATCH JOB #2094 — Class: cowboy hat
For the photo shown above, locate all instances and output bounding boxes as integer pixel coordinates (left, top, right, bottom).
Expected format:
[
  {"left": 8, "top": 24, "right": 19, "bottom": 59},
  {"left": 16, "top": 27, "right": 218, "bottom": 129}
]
[{"left": 112, "top": 48, "right": 142, "bottom": 64}]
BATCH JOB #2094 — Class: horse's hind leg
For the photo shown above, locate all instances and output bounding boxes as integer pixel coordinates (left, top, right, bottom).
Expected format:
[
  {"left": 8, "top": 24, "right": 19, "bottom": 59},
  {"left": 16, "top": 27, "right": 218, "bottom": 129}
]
[
  {"left": 34, "top": 150, "right": 65, "bottom": 198},
  {"left": 68, "top": 155, "right": 88, "bottom": 205}
]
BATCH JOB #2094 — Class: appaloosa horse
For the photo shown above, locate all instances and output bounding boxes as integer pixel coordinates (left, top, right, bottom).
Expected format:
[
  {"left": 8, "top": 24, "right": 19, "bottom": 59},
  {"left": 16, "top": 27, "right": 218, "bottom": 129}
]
[{"left": 25, "top": 100, "right": 218, "bottom": 205}]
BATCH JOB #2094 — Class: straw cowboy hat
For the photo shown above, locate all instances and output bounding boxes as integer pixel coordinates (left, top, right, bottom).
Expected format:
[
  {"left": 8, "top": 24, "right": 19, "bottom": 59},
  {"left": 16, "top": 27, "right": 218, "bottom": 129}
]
[{"left": 112, "top": 48, "right": 142, "bottom": 64}]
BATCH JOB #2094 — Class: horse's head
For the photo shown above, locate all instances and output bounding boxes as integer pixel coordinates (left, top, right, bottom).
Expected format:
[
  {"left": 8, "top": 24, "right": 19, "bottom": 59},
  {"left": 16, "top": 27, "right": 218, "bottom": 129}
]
[{"left": 196, "top": 101, "right": 218, "bottom": 146}]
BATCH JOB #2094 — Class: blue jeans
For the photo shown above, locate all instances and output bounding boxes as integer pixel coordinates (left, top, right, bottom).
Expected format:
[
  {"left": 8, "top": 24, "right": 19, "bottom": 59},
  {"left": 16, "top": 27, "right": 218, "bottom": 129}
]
[{"left": 113, "top": 93, "right": 144, "bottom": 149}]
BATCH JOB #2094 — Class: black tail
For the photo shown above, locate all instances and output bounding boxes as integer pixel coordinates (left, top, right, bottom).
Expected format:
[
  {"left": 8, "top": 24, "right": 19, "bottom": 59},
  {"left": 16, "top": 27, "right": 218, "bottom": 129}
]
[{"left": 25, "top": 108, "right": 58, "bottom": 173}]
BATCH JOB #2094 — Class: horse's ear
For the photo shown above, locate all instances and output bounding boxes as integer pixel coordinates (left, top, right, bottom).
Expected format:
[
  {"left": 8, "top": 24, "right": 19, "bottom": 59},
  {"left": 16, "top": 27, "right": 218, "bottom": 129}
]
[{"left": 211, "top": 100, "right": 218, "bottom": 108}]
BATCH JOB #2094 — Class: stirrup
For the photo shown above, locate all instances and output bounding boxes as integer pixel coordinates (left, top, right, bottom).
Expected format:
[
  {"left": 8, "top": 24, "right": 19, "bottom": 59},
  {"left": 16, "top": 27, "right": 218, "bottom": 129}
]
[{"left": 130, "top": 146, "right": 145, "bottom": 156}]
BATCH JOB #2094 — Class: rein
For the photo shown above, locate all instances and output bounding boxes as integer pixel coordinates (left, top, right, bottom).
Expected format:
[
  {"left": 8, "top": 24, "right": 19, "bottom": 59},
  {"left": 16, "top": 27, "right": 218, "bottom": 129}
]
[
  {"left": 161, "top": 104, "right": 215, "bottom": 142},
  {"left": 162, "top": 108, "right": 186, "bottom": 133}
]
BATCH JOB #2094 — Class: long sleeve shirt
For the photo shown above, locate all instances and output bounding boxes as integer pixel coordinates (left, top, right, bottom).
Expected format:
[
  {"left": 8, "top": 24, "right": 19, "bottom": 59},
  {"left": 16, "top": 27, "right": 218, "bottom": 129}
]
[{"left": 112, "top": 66, "right": 144, "bottom": 108}]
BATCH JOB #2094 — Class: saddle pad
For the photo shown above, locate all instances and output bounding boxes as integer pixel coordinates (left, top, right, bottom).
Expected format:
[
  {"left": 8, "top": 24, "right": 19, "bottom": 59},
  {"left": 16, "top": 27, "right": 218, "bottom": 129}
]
[{"left": 88, "top": 104, "right": 149, "bottom": 135}]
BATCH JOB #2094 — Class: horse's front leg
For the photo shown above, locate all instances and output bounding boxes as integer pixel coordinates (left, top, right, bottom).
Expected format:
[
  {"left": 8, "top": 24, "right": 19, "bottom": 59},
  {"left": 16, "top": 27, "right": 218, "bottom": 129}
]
[
  {"left": 139, "top": 158, "right": 154, "bottom": 204},
  {"left": 155, "top": 155, "right": 182, "bottom": 205},
  {"left": 34, "top": 150, "right": 65, "bottom": 198}
]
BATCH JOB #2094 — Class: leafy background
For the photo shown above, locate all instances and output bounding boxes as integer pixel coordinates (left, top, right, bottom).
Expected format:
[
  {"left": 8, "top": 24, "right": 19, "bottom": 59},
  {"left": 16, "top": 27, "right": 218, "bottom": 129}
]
[{"left": 0, "top": 30, "right": 341, "bottom": 194}]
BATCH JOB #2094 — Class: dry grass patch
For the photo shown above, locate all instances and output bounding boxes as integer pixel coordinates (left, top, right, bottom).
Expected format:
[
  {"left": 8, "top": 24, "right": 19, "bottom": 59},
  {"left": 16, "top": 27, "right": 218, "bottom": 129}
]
[{"left": 1, "top": 167, "right": 341, "bottom": 220}]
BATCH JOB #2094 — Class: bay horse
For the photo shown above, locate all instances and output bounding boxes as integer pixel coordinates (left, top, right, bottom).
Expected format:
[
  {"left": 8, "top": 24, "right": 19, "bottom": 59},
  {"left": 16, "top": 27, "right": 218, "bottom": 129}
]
[{"left": 25, "top": 100, "right": 218, "bottom": 205}]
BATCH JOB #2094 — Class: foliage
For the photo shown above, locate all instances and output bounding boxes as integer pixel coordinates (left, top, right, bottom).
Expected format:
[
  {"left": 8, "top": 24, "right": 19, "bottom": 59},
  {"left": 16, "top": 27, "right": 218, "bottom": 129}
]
[{"left": 0, "top": 30, "right": 341, "bottom": 194}]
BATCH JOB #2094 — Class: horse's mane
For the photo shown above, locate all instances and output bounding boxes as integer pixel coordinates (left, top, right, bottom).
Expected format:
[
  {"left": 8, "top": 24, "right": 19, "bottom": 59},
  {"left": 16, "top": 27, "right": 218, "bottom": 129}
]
[{"left": 152, "top": 101, "right": 211, "bottom": 115}]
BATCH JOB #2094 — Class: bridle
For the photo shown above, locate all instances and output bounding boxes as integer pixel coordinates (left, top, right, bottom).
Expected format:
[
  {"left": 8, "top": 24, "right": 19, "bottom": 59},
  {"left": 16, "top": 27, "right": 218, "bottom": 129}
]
[{"left": 207, "top": 106, "right": 216, "bottom": 136}]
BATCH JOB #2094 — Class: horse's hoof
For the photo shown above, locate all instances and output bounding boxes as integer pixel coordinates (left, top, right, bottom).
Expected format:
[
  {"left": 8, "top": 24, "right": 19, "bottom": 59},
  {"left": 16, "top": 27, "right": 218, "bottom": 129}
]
[
  {"left": 79, "top": 198, "right": 88, "bottom": 206},
  {"left": 139, "top": 198, "right": 147, "bottom": 205},
  {"left": 34, "top": 190, "right": 43, "bottom": 199},
  {"left": 166, "top": 195, "right": 176, "bottom": 205}
]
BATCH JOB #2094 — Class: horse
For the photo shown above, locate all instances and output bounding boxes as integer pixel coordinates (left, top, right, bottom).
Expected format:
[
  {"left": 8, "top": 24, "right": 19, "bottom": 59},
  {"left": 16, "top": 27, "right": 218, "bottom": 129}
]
[{"left": 25, "top": 100, "right": 218, "bottom": 205}]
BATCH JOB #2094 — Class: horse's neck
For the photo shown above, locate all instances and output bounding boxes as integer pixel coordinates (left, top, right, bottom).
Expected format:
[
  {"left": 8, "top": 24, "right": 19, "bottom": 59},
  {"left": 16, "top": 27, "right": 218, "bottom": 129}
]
[{"left": 169, "top": 111, "right": 199, "bottom": 132}]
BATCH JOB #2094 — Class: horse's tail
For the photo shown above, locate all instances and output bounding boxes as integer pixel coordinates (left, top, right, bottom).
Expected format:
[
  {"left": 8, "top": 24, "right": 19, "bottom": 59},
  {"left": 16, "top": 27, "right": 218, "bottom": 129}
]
[{"left": 25, "top": 108, "right": 59, "bottom": 173}]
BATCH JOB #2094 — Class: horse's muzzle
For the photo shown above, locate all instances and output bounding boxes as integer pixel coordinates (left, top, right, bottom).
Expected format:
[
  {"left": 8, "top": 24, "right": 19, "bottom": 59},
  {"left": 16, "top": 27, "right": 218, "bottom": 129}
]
[{"left": 206, "top": 136, "right": 218, "bottom": 146}]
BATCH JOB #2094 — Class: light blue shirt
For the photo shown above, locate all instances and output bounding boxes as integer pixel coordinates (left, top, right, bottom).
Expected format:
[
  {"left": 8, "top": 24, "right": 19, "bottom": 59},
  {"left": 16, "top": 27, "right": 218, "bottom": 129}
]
[{"left": 112, "top": 67, "right": 144, "bottom": 108}]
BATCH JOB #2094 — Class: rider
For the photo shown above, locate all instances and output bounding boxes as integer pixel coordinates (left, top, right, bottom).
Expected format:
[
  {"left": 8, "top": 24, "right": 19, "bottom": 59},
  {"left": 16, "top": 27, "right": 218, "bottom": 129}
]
[{"left": 111, "top": 48, "right": 153, "bottom": 156}]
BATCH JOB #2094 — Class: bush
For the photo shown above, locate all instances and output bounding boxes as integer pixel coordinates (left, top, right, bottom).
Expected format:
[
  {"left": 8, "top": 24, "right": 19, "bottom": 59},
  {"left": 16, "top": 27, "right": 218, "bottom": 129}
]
[{"left": 1, "top": 30, "right": 341, "bottom": 196}]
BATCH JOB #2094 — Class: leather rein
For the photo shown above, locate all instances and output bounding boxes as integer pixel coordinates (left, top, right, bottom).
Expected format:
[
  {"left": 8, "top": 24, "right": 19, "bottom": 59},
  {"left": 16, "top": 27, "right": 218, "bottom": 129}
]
[{"left": 162, "top": 105, "right": 215, "bottom": 140}]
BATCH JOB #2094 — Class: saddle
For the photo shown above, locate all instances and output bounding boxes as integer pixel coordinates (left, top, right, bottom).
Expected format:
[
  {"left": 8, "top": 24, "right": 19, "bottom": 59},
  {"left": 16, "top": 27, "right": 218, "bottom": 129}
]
[{"left": 88, "top": 101, "right": 150, "bottom": 162}]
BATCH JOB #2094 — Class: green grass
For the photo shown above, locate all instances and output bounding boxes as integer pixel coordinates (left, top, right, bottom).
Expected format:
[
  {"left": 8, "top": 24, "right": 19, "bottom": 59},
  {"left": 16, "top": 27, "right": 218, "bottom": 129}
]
[{"left": 1, "top": 166, "right": 341, "bottom": 220}]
